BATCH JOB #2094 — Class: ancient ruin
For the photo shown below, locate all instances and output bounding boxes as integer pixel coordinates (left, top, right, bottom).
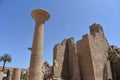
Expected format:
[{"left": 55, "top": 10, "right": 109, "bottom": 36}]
[
  {"left": 0, "top": 9, "right": 120, "bottom": 80},
  {"left": 0, "top": 63, "right": 51, "bottom": 80},
  {"left": 108, "top": 46, "right": 120, "bottom": 79},
  {"left": 51, "top": 23, "right": 120, "bottom": 80},
  {"left": 0, "top": 67, "right": 27, "bottom": 80},
  {"left": 29, "top": 9, "right": 50, "bottom": 80}
]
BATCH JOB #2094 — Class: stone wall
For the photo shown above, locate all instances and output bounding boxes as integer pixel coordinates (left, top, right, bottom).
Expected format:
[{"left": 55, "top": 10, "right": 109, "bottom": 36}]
[
  {"left": 53, "top": 23, "right": 113, "bottom": 80},
  {"left": 53, "top": 37, "right": 81, "bottom": 80},
  {"left": 42, "top": 61, "right": 52, "bottom": 80},
  {"left": 87, "top": 23, "right": 112, "bottom": 80},
  {"left": 109, "top": 45, "right": 120, "bottom": 80},
  {"left": 1, "top": 23, "right": 118, "bottom": 80},
  {"left": 53, "top": 39, "right": 70, "bottom": 80},
  {"left": 77, "top": 34, "right": 95, "bottom": 80},
  {"left": 77, "top": 23, "right": 112, "bottom": 80},
  {"left": 0, "top": 67, "right": 27, "bottom": 80}
]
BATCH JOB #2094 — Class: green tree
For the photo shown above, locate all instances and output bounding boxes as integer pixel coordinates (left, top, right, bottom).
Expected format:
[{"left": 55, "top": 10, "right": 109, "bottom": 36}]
[
  {"left": 0, "top": 53, "right": 12, "bottom": 71},
  {"left": 107, "top": 53, "right": 118, "bottom": 62}
]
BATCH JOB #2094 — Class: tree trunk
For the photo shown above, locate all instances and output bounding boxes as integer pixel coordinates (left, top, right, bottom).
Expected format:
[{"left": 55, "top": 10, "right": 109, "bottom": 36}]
[{"left": 2, "top": 61, "right": 6, "bottom": 71}]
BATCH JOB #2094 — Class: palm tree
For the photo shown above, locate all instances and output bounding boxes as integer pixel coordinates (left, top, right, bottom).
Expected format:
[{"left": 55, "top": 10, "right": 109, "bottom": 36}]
[{"left": 0, "top": 53, "right": 12, "bottom": 71}]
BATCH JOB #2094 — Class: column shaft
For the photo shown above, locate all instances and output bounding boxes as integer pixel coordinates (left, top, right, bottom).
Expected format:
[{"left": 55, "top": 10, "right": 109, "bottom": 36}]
[
  {"left": 28, "top": 9, "right": 50, "bottom": 80},
  {"left": 29, "top": 24, "right": 44, "bottom": 80},
  {"left": 12, "top": 68, "right": 21, "bottom": 80}
]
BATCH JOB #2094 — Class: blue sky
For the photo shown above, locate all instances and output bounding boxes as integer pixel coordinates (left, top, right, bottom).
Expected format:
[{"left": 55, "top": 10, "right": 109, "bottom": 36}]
[{"left": 0, "top": 0, "right": 120, "bottom": 68}]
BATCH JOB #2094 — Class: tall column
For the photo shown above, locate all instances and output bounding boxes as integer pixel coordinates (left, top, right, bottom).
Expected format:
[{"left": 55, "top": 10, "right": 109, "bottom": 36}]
[
  {"left": 29, "top": 9, "right": 50, "bottom": 80},
  {"left": 12, "top": 68, "right": 21, "bottom": 80},
  {"left": 0, "top": 71, "right": 3, "bottom": 80}
]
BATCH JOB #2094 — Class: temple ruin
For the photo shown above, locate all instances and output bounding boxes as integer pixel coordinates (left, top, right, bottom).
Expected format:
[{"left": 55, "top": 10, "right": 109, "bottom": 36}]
[
  {"left": 0, "top": 9, "right": 120, "bottom": 80},
  {"left": 29, "top": 9, "right": 50, "bottom": 80}
]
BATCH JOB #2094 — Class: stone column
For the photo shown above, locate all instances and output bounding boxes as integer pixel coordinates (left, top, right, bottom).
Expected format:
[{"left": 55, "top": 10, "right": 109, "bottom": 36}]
[
  {"left": 12, "top": 68, "right": 21, "bottom": 80},
  {"left": 0, "top": 71, "right": 3, "bottom": 80},
  {"left": 29, "top": 9, "right": 50, "bottom": 80}
]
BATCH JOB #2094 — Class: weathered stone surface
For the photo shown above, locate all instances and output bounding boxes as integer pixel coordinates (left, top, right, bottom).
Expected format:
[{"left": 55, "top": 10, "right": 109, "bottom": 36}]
[
  {"left": 0, "top": 66, "right": 27, "bottom": 72},
  {"left": 2, "top": 23, "right": 119, "bottom": 80},
  {"left": 42, "top": 61, "right": 52, "bottom": 80},
  {"left": 71, "top": 46, "right": 80, "bottom": 80},
  {"left": 0, "top": 71, "right": 3, "bottom": 80},
  {"left": 77, "top": 34, "right": 95, "bottom": 80},
  {"left": 53, "top": 37, "right": 81, "bottom": 80},
  {"left": 109, "top": 45, "right": 120, "bottom": 80},
  {"left": 53, "top": 39, "right": 70, "bottom": 80},
  {"left": 77, "top": 23, "right": 112, "bottom": 80},
  {"left": 12, "top": 68, "right": 21, "bottom": 80},
  {"left": 0, "top": 66, "right": 27, "bottom": 80},
  {"left": 52, "top": 23, "right": 114, "bottom": 80},
  {"left": 67, "top": 38, "right": 74, "bottom": 79},
  {"left": 90, "top": 23, "right": 104, "bottom": 36},
  {"left": 111, "top": 58, "right": 120, "bottom": 80},
  {"left": 29, "top": 9, "right": 50, "bottom": 80},
  {"left": 67, "top": 38, "right": 80, "bottom": 80}
]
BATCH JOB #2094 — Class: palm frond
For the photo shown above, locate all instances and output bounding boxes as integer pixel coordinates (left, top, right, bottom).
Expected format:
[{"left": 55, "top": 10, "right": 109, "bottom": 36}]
[{"left": 0, "top": 53, "right": 12, "bottom": 62}]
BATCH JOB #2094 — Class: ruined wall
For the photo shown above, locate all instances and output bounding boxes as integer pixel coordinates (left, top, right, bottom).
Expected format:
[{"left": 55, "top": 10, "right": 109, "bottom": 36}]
[
  {"left": 53, "top": 38, "right": 80, "bottom": 80},
  {"left": 52, "top": 23, "right": 113, "bottom": 80},
  {"left": 77, "top": 23, "right": 112, "bottom": 80},
  {"left": 1, "top": 23, "right": 117, "bottom": 80},
  {"left": 109, "top": 46, "right": 120, "bottom": 80},
  {"left": 67, "top": 38, "right": 74, "bottom": 79},
  {"left": 0, "top": 67, "right": 27, "bottom": 80},
  {"left": 111, "top": 58, "right": 120, "bottom": 80},
  {"left": 88, "top": 24, "right": 112, "bottom": 80},
  {"left": 67, "top": 38, "right": 80, "bottom": 80},
  {"left": 53, "top": 39, "right": 70, "bottom": 80},
  {"left": 77, "top": 34, "right": 95, "bottom": 80},
  {"left": 42, "top": 62, "right": 52, "bottom": 80},
  {"left": 68, "top": 38, "right": 80, "bottom": 80}
]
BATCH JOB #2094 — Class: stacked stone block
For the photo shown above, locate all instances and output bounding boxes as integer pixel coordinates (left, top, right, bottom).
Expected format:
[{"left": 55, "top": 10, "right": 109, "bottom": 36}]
[
  {"left": 42, "top": 62, "right": 52, "bottom": 80},
  {"left": 12, "top": 68, "right": 21, "bottom": 80},
  {"left": 53, "top": 39, "right": 70, "bottom": 80},
  {"left": 53, "top": 23, "right": 112, "bottom": 80},
  {"left": 68, "top": 38, "right": 80, "bottom": 80},
  {"left": 77, "top": 34, "right": 95, "bottom": 80},
  {"left": 77, "top": 23, "right": 112, "bottom": 80},
  {"left": 53, "top": 38, "right": 81, "bottom": 80}
]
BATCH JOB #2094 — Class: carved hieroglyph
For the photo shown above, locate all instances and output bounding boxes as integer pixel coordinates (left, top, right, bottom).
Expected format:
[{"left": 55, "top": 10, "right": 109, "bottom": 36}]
[{"left": 29, "top": 9, "right": 50, "bottom": 80}]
